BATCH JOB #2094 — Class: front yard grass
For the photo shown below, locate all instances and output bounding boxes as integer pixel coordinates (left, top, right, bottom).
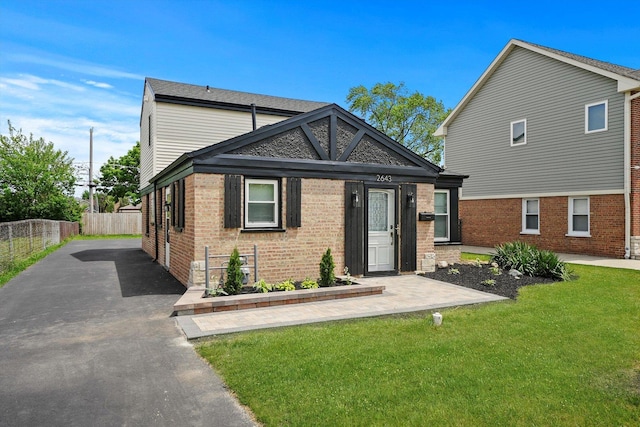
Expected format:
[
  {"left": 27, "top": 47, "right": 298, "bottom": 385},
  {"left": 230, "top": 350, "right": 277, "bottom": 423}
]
[{"left": 197, "top": 264, "right": 640, "bottom": 426}]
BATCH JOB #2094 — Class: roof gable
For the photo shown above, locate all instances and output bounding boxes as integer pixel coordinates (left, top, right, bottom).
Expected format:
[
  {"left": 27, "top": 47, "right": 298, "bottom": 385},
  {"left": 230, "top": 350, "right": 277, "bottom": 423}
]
[
  {"left": 152, "top": 104, "right": 441, "bottom": 185},
  {"left": 435, "top": 39, "right": 640, "bottom": 137}
]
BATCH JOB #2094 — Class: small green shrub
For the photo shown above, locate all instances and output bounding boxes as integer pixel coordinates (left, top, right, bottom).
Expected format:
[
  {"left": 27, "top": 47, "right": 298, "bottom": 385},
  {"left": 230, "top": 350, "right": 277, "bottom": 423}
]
[
  {"left": 489, "top": 266, "right": 502, "bottom": 276},
  {"left": 301, "top": 278, "right": 319, "bottom": 289},
  {"left": 253, "top": 279, "right": 273, "bottom": 293},
  {"left": 471, "top": 258, "right": 483, "bottom": 268},
  {"left": 319, "top": 248, "right": 336, "bottom": 287},
  {"left": 224, "top": 247, "right": 244, "bottom": 295},
  {"left": 275, "top": 279, "right": 296, "bottom": 291},
  {"left": 491, "top": 241, "right": 573, "bottom": 281},
  {"left": 481, "top": 279, "right": 496, "bottom": 286},
  {"left": 448, "top": 268, "right": 460, "bottom": 275}
]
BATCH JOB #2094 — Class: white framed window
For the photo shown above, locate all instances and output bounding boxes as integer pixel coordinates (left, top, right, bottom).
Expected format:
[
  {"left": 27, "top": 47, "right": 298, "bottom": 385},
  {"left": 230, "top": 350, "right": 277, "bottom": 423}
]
[
  {"left": 585, "top": 100, "right": 608, "bottom": 133},
  {"left": 521, "top": 198, "right": 539, "bottom": 234},
  {"left": 568, "top": 197, "right": 590, "bottom": 237},
  {"left": 434, "top": 190, "right": 449, "bottom": 242},
  {"left": 245, "top": 178, "right": 279, "bottom": 228},
  {"left": 511, "top": 119, "right": 527, "bottom": 146}
]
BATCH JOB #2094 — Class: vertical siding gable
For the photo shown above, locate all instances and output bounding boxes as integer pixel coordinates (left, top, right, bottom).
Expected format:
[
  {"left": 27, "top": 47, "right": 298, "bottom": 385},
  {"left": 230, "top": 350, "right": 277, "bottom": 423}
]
[{"left": 446, "top": 46, "right": 625, "bottom": 198}]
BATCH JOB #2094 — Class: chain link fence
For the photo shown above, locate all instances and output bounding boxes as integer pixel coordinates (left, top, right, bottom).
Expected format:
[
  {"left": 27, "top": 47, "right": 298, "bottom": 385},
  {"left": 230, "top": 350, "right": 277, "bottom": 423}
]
[{"left": 0, "top": 219, "right": 79, "bottom": 274}]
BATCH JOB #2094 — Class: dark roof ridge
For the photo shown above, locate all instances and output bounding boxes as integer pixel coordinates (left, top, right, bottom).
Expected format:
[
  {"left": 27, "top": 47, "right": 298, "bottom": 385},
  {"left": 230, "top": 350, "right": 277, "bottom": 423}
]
[
  {"left": 145, "top": 77, "right": 330, "bottom": 113},
  {"left": 514, "top": 39, "right": 640, "bottom": 80}
]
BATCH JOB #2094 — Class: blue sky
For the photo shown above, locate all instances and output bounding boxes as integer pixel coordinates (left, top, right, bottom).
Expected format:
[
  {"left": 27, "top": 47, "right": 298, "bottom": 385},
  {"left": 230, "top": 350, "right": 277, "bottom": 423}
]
[{"left": 1, "top": 0, "right": 639, "bottom": 192}]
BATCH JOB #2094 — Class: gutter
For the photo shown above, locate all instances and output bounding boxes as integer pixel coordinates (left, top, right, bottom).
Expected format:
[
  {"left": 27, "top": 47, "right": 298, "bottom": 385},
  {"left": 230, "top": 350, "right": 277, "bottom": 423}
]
[
  {"left": 624, "top": 90, "right": 640, "bottom": 259},
  {"left": 154, "top": 181, "right": 159, "bottom": 262}
]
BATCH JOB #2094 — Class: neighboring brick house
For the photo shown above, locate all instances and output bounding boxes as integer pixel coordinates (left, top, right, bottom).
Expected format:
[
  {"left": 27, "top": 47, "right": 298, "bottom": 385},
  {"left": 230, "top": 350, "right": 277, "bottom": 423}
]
[
  {"left": 435, "top": 39, "right": 640, "bottom": 259},
  {"left": 141, "top": 101, "right": 465, "bottom": 287}
]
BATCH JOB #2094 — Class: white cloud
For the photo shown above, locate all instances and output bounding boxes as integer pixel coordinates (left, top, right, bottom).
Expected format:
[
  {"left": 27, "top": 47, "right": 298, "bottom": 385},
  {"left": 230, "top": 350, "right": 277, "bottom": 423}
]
[
  {"left": 6, "top": 52, "right": 144, "bottom": 80},
  {"left": 0, "top": 72, "right": 141, "bottom": 196},
  {"left": 83, "top": 80, "right": 114, "bottom": 89}
]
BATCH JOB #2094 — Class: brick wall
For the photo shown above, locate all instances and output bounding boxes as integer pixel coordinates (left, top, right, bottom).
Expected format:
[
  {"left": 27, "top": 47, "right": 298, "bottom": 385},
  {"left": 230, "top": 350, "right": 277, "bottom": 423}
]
[
  {"left": 150, "top": 174, "right": 436, "bottom": 287},
  {"left": 460, "top": 194, "right": 625, "bottom": 258}
]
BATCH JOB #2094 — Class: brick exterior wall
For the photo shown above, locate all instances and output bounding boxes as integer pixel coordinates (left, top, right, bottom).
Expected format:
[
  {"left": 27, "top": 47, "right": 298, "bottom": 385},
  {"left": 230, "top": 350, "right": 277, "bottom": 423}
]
[
  {"left": 631, "top": 92, "right": 640, "bottom": 258},
  {"left": 460, "top": 194, "right": 625, "bottom": 258},
  {"left": 144, "top": 174, "right": 436, "bottom": 287}
]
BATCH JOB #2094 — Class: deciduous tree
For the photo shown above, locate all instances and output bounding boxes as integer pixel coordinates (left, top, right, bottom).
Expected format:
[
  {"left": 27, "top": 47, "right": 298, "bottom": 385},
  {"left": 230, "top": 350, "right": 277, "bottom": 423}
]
[
  {"left": 0, "top": 122, "right": 81, "bottom": 222},
  {"left": 346, "top": 82, "right": 449, "bottom": 164},
  {"left": 98, "top": 141, "right": 140, "bottom": 206}
]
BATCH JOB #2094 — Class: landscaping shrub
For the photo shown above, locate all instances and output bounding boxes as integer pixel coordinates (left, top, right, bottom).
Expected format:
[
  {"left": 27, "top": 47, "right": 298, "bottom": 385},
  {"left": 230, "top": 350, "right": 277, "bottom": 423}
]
[
  {"left": 319, "top": 248, "right": 335, "bottom": 287},
  {"left": 300, "top": 278, "right": 318, "bottom": 289},
  {"left": 275, "top": 279, "right": 295, "bottom": 291},
  {"left": 253, "top": 279, "right": 272, "bottom": 293},
  {"left": 224, "top": 247, "right": 244, "bottom": 295},
  {"left": 491, "top": 241, "right": 573, "bottom": 281}
]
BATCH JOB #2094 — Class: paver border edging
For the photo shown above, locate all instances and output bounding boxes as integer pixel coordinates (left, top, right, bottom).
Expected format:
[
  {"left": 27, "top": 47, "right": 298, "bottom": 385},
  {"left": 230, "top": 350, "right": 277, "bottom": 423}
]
[{"left": 173, "top": 284, "right": 386, "bottom": 316}]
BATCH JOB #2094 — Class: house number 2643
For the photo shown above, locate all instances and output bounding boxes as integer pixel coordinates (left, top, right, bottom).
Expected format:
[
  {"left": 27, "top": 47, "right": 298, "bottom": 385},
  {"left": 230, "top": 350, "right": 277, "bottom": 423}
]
[{"left": 376, "top": 174, "right": 392, "bottom": 182}]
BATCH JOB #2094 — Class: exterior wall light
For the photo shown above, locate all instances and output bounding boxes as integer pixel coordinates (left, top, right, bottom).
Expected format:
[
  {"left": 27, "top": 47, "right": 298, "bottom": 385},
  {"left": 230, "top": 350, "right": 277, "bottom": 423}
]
[
  {"left": 407, "top": 192, "right": 415, "bottom": 208},
  {"left": 351, "top": 190, "right": 361, "bottom": 208}
]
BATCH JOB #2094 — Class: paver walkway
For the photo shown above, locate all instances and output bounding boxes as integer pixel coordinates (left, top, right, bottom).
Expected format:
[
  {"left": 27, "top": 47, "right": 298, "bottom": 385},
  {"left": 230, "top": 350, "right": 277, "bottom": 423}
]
[{"left": 177, "top": 275, "right": 507, "bottom": 338}]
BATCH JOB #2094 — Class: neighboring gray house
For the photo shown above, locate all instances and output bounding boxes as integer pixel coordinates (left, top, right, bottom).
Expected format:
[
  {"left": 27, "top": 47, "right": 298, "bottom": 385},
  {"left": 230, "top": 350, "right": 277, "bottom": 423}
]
[{"left": 435, "top": 39, "right": 640, "bottom": 259}]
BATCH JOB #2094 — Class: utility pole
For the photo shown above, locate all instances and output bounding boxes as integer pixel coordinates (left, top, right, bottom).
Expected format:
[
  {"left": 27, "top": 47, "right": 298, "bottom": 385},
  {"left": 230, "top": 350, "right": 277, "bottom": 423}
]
[{"left": 89, "top": 128, "right": 95, "bottom": 213}]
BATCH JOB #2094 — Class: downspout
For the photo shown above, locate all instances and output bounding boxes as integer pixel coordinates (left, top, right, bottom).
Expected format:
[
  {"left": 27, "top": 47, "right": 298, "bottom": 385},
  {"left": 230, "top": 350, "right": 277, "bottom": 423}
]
[
  {"left": 154, "top": 182, "right": 159, "bottom": 261},
  {"left": 251, "top": 103, "right": 257, "bottom": 130},
  {"left": 624, "top": 91, "right": 640, "bottom": 259}
]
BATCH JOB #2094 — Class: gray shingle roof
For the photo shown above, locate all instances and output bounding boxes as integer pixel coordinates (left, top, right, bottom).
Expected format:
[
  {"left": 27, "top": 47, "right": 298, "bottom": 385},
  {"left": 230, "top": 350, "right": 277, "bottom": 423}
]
[
  {"left": 146, "top": 77, "right": 330, "bottom": 113},
  {"left": 518, "top": 40, "right": 640, "bottom": 81}
]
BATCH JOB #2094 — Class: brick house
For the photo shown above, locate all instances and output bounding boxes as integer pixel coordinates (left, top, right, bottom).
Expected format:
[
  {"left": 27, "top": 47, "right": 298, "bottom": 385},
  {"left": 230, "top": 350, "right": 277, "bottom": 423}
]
[
  {"left": 141, "top": 100, "right": 465, "bottom": 287},
  {"left": 435, "top": 39, "right": 640, "bottom": 259}
]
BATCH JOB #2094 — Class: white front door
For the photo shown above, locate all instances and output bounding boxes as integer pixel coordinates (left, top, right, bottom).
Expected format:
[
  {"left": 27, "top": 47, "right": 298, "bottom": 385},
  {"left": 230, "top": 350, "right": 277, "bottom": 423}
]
[
  {"left": 165, "top": 186, "right": 171, "bottom": 269},
  {"left": 368, "top": 189, "right": 395, "bottom": 272}
]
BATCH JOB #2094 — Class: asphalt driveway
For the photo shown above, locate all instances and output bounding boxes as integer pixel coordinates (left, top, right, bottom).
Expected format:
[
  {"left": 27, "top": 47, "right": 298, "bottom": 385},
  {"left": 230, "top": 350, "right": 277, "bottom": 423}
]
[{"left": 0, "top": 239, "right": 255, "bottom": 427}]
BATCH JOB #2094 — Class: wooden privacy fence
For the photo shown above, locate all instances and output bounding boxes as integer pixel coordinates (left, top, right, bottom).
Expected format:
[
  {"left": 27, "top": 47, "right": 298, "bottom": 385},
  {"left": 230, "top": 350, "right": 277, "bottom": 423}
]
[{"left": 82, "top": 213, "right": 142, "bottom": 235}]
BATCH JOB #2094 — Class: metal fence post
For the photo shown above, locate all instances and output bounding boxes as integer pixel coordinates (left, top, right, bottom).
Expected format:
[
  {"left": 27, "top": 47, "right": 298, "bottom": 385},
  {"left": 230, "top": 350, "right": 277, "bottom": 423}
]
[
  {"left": 254, "top": 244, "right": 258, "bottom": 282},
  {"left": 205, "top": 245, "right": 210, "bottom": 295}
]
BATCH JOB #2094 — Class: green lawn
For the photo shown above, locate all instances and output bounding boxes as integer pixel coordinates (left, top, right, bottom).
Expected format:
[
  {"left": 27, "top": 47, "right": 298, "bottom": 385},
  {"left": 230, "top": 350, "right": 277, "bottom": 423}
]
[{"left": 197, "top": 264, "right": 640, "bottom": 426}]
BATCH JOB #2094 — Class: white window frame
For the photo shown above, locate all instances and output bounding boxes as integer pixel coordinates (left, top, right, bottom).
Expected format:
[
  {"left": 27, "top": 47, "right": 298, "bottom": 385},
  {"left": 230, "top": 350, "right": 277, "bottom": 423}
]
[
  {"left": 244, "top": 178, "right": 279, "bottom": 228},
  {"left": 510, "top": 119, "right": 527, "bottom": 146},
  {"left": 585, "top": 100, "right": 608, "bottom": 134},
  {"left": 434, "top": 190, "right": 450, "bottom": 242},
  {"left": 521, "top": 198, "right": 540, "bottom": 234},
  {"left": 567, "top": 197, "right": 590, "bottom": 237}
]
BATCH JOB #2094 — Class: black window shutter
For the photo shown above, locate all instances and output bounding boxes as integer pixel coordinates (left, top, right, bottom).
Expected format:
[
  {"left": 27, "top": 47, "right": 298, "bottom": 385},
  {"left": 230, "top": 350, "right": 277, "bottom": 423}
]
[
  {"left": 449, "top": 187, "right": 460, "bottom": 243},
  {"left": 171, "top": 182, "right": 177, "bottom": 227},
  {"left": 179, "top": 178, "right": 186, "bottom": 229},
  {"left": 286, "top": 177, "right": 302, "bottom": 227},
  {"left": 400, "top": 184, "right": 417, "bottom": 272},
  {"left": 224, "top": 175, "right": 241, "bottom": 228},
  {"left": 344, "top": 181, "right": 365, "bottom": 275}
]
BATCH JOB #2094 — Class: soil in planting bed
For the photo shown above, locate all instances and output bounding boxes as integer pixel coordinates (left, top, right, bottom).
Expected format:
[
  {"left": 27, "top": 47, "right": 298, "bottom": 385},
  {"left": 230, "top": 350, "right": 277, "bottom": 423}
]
[
  {"left": 422, "top": 263, "right": 558, "bottom": 300},
  {"left": 208, "top": 278, "right": 358, "bottom": 297}
]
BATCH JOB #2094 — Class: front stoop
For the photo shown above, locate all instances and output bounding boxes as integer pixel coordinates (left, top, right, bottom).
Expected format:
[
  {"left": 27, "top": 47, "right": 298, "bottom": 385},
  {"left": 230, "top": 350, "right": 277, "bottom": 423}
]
[{"left": 173, "top": 284, "right": 385, "bottom": 316}]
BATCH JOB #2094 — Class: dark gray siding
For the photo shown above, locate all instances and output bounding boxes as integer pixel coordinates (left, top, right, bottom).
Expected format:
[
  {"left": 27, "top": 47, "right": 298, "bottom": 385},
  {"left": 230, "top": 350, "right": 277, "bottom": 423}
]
[{"left": 445, "top": 46, "right": 625, "bottom": 198}]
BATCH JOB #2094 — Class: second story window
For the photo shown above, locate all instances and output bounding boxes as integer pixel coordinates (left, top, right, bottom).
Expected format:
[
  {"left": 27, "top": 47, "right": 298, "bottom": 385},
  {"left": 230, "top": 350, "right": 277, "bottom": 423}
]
[
  {"left": 511, "top": 119, "right": 527, "bottom": 146},
  {"left": 585, "top": 100, "right": 607, "bottom": 133}
]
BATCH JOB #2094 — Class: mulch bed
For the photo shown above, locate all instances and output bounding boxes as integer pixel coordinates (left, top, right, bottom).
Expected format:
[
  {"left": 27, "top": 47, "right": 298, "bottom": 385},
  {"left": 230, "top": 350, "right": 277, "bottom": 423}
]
[{"left": 421, "top": 262, "right": 558, "bottom": 299}]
